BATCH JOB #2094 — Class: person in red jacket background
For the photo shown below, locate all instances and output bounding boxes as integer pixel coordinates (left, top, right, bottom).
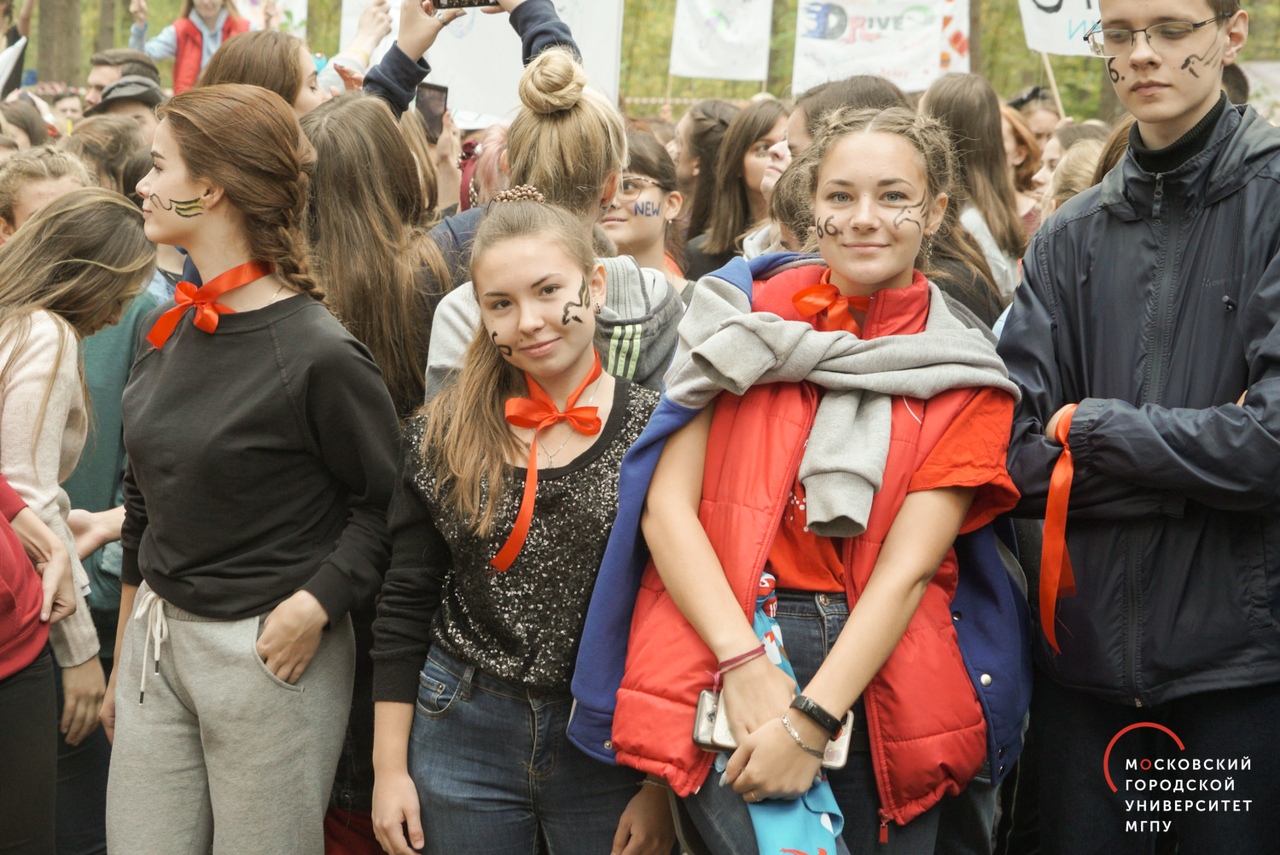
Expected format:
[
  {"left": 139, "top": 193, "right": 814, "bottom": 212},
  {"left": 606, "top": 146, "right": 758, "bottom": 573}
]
[
  {"left": 128, "top": 0, "right": 253, "bottom": 94},
  {"left": 0, "top": 471, "right": 80, "bottom": 854}
]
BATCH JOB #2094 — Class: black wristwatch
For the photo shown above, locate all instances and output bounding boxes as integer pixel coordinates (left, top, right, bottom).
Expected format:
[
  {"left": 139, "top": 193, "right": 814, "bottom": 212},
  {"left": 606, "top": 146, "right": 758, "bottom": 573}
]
[{"left": 790, "top": 695, "right": 842, "bottom": 738}]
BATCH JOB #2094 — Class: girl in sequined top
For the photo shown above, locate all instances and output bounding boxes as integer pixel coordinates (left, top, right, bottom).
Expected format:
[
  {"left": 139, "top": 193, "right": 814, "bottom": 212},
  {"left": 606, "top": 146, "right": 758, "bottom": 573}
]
[{"left": 370, "top": 195, "right": 674, "bottom": 855}]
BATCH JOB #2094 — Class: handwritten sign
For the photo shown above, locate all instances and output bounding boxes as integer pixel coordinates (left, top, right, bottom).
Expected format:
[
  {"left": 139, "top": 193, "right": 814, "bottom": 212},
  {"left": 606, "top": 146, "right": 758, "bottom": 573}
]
[
  {"left": 1018, "top": 0, "right": 1099, "bottom": 57},
  {"left": 669, "top": 0, "right": 774, "bottom": 82},
  {"left": 791, "top": 0, "right": 945, "bottom": 94}
]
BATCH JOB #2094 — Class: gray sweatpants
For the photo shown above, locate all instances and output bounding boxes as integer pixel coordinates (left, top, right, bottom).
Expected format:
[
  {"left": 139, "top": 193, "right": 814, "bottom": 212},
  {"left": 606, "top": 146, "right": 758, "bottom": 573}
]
[{"left": 106, "top": 585, "right": 355, "bottom": 855}]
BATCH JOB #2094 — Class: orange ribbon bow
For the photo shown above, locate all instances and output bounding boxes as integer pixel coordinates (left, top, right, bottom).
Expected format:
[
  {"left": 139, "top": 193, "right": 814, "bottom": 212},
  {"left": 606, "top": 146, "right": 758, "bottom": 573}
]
[
  {"left": 1040, "top": 404, "right": 1080, "bottom": 654},
  {"left": 145, "top": 260, "right": 275, "bottom": 349},
  {"left": 791, "top": 283, "right": 871, "bottom": 335},
  {"left": 491, "top": 353, "right": 604, "bottom": 571}
]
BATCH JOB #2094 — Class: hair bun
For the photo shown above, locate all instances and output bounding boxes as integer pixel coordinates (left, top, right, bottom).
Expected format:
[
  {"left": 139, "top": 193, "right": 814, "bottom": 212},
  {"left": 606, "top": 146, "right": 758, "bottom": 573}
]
[{"left": 519, "top": 48, "right": 587, "bottom": 116}]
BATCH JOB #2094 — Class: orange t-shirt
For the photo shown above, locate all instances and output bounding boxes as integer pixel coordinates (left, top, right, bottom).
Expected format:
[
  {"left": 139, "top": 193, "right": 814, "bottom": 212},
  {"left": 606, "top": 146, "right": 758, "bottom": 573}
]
[{"left": 766, "top": 389, "right": 1018, "bottom": 593}]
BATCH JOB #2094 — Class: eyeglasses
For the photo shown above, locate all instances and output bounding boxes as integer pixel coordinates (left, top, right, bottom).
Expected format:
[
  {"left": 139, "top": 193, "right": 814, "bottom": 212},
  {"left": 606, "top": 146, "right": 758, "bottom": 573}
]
[
  {"left": 615, "top": 175, "right": 662, "bottom": 203},
  {"left": 1084, "top": 16, "right": 1227, "bottom": 58}
]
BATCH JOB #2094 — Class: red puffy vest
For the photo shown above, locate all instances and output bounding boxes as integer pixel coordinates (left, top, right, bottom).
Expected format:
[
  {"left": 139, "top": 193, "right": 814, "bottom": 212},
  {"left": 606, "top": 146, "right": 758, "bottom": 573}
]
[
  {"left": 172, "top": 15, "right": 250, "bottom": 94},
  {"left": 612, "top": 266, "right": 987, "bottom": 827}
]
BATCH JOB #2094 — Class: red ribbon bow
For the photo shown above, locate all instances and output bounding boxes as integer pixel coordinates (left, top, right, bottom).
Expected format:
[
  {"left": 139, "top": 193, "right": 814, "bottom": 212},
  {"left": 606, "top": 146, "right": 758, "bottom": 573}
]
[
  {"left": 791, "top": 283, "right": 871, "bottom": 335},
  {"left": 490, "top": 352, "right": 604, "bottom": 571},
  {"left": 145, "top": 260, "right": 275, "bottom": 349},
  {"left": 1040, "top": 404, "right": 1080, "bottom": 654}
]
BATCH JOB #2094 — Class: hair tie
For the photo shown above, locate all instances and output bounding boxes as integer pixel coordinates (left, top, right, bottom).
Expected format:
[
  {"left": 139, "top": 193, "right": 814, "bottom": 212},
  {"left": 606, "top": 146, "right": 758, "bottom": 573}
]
[{"left": 492, "top": 184, "right": 545, "bottom": 204}]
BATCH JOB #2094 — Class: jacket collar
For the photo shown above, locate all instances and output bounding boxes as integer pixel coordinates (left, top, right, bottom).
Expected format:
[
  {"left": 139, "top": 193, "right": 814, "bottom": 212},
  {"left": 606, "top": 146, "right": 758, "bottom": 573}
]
[
  {"left": 1098, "top": 104, "right": 1280, "bottom": 222},
  {"left": 187, "top": 8, "right": 229, "bottom": 37}
]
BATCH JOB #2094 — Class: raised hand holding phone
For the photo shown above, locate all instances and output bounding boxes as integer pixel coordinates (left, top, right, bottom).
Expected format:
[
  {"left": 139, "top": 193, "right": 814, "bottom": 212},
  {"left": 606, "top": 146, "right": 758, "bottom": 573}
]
[{"left": 399, "top": 0, "right": 466, "bottom": 61}]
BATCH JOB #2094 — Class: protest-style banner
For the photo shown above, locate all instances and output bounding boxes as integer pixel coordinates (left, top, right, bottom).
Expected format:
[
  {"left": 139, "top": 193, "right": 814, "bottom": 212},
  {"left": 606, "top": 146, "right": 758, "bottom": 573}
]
[
  {"left": 791, "top": 0, "right": 944, "bottom": 94},
  {"left": 668, "top": 0, "right": 774, "bottom": 83},
  {"left": 940, "top": 0, "right": 970, "bottom": 74},
  {"left": 340, "top": 0, "right": 622, "bottom": 122},
  {"left": 1018, "top": 0, "right": 1099, "bottom": 57}
]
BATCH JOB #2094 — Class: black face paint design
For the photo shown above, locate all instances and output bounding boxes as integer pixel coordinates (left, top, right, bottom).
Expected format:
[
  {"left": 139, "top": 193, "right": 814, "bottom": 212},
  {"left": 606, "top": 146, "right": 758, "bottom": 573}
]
[
  {"left": 560, "top": 278, "right": 589, "bottom": 326},
  {"left": 149, "top": 194, "right": 203, "bottom": 217},
  {"left": 1107, "top": 58, "right": 1121, "bottom": 84},
  {"left": 892, "top": 199, "right": 929, "bottom": 232},
  {"left": 1180, "top": 46, "right": 1221, "bottom": 79},
  {"left": 490, "top": 329, "right": 513, "bottom": 356},
  {"left": 814, "top": 216, "right": 839, "bottom": 238}
]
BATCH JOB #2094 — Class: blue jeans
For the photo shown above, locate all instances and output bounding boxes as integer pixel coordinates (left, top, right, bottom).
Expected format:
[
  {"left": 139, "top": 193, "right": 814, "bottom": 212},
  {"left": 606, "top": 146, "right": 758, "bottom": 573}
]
[
  {"left": 408, "top": 646, "right": 644, "bottom": 854},
  {"left": 1034, "top": 666, "right": 1280, "bottom": 855},
  {"left": 681, "top": 591, "right": 945, "bottom": 855}
]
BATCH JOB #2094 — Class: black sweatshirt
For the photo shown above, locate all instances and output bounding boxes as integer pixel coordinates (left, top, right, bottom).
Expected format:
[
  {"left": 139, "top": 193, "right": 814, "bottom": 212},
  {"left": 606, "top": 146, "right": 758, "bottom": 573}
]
[{"left": 120, "top": 295, "right": 400, "bottom": 623}]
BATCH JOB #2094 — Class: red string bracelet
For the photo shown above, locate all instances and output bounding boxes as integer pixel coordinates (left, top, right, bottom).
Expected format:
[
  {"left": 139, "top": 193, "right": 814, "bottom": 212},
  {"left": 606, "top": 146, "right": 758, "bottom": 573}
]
[{"left": 710, "top": 643, "right": 767, "bottom": 691}]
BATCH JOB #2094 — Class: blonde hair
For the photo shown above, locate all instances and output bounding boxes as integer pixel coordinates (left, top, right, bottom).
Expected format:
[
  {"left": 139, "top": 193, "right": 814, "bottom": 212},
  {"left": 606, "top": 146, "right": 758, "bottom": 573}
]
[
  {"left": 423, "top": 199, "right": 594, "bottom": 536},
  {"left": 0, "top": 148, "right": 92, "bottom": 227},
  {"left": 505, "top": 48, "right": 627, "bottom": 220},
  {"left": 0, "top": 188, "right": 154, "bottom": 444},
  {"left": 1044, "top": 138, "right": 1104, "bottom": 218}
]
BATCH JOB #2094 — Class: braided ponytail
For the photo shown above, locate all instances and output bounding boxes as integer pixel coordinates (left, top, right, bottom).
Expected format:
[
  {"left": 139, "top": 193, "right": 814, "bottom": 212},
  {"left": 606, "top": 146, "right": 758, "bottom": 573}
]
[{"left": 158, "top": 84, "right": 326, "bottom": 303}]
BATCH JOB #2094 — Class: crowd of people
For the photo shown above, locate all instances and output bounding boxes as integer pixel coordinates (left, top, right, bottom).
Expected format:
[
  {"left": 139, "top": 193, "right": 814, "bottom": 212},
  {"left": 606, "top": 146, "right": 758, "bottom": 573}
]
[{"left": 0, "top": 0, "right": 1277, "bottom": 853}]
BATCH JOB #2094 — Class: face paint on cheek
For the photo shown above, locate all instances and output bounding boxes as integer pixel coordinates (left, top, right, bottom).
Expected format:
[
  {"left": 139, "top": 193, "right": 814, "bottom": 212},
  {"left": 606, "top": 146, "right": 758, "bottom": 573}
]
[
  {"left": 150, "top": 194, "right": 204, "bottom": 218},
  {"left": 490, "top": 329, "right": 513, "bottom": 357},
  {"left": 632, "top": 201, "right": 663, "bottom": 217},
  {"left": 1180, "top": 45, "right": 1222, "bottom": 78},
  {"left": 1107, "top": 58, "right": 1122, "bottom": 83},
  {"left": 560, "top": 278, "right": 589, "bottom": 326},
  {"left": 892, "top": 200, "right": 927, "bottom": 232},
  {"left": 814, "top": 216, "right": 839, "bottom": 238}
]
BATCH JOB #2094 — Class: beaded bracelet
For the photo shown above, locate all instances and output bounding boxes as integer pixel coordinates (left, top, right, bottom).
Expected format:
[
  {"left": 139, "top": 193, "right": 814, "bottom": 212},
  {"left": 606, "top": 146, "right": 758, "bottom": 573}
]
[
  {"left": 781, "top": 713, "right": 826, "bottom": 760},
  {"left": 710, "top": 643, "right": 766, "bottom": 691}
]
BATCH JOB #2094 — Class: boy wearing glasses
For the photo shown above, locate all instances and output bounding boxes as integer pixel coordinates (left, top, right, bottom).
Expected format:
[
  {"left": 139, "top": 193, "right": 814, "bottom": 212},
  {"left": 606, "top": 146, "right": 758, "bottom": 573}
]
[{"left": 998, "top": 0, "right": 1280, "bottom": 851}]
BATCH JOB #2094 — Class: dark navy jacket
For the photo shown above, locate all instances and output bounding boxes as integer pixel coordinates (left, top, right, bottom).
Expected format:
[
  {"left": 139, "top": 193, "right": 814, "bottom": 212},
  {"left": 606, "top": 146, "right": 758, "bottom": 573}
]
[{"left": 999, "top": 103, "right": 1280, "bottom": 706}]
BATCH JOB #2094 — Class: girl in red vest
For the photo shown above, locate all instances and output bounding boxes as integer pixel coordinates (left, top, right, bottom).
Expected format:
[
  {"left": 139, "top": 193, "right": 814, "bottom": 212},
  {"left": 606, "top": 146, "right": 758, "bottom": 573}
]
[
  {"left": 129, "top": 0, "right": 251, "bottom": 94},
  {"left": 634, "top": 106, "right": 1021, "bottom": 853}
]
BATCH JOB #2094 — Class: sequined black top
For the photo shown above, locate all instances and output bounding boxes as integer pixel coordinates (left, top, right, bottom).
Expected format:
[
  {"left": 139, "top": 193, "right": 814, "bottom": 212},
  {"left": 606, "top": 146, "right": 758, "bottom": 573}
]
[{"left": 372, "top": 379, "right": 659, "bottom": 699}]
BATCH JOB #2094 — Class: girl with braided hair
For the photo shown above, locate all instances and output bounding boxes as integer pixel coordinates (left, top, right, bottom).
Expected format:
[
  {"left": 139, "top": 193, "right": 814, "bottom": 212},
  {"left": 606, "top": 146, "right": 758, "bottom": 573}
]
[{"left": 100, "top": 83, "right": 401, "bottom": 855}]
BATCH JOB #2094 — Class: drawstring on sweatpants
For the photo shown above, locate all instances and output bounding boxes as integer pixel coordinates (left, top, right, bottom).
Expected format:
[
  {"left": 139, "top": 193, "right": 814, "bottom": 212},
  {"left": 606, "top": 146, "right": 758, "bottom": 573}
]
[{"left": 132, "top": 589, "right": 169, "bottom": 703}]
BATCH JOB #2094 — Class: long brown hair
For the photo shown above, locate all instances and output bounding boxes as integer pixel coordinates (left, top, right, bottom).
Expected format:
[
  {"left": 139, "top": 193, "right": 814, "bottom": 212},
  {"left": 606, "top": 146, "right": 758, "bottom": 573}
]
[
  {"left": 920, "top": 74, "right": 1026, "bottom": 259},
  {"left": 998, "top": 104, "right": 1041, "bottom": 194},
  {"left": 301, "top": 93, "right": 451, "bottom": 419},
  {"left": 423, "top": 200, "right": 594, "bottom": 536},
  {"left": 0, "top": 188, "right": 154, "bottom": 443},
  {"left": 159, "top": 84, "right": 323, "bottom": 301},
  {"left": 397, "top": 108, "right": 441, "bottom": 220},
  {"left": 196, "top": 29, "right": 303, "bottom": 104},
  {"left": 703, "top": 99, "right": 789, "bottom": 256},
  {"left": 681, "top": 99, "right": 738, "bottom": 240}
]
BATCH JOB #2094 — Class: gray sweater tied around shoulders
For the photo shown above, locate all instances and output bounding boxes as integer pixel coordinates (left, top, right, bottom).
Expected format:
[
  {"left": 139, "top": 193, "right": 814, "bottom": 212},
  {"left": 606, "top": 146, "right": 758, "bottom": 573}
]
[{"left": 665, "top": 270, "right": 1020, "bottom": 538}]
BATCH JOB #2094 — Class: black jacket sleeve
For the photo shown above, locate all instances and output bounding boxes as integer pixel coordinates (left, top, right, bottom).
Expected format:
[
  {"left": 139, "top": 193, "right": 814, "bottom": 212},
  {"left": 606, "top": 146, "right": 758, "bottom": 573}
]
[
  {"left": 362, "top": 43, "right": 430, "bottom": 119},
  {"left": 999, "top": 238, "right": 1188, "bottom": 521},
  {"left": 371, "top": 426, "right": 451, "bottom": 704},
  {"left": 509, "top": 0, "right": 580, "bottom": 62}
]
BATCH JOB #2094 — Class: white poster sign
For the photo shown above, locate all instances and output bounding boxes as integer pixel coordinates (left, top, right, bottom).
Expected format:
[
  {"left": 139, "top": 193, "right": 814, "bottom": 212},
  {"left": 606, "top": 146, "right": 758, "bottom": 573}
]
[
  {"left": 341, "top": 0, "right": 622, "bottom": 122},
  {"left": 1018, "top": 0, "right": 1099, "bottom": 58},
  {"left": 669, "top": 0, "right": 774, "bottom": 83},
  {"left": 791, "top": 0, "right": 944, "bottom": 94},
  {"left": 0, "top": 37, "right": 23, "bottom": 91}
]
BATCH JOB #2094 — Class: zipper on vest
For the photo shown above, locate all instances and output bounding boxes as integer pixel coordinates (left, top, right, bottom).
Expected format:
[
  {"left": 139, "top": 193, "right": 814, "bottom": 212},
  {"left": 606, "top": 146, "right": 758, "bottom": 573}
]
[
  {"left": 1152, "top": 172, "right": 1164, "bottom": 221},
  {"left": 879, "top": 812, "right": 890, "bottom": 843}
]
